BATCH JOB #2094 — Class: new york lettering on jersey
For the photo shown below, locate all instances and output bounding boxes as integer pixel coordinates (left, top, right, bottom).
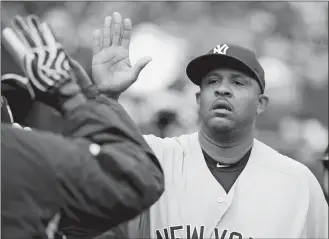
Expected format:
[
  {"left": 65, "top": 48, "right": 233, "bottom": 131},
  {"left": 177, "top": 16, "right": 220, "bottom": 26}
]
[{"left": 155, "top": 225, "right": 254, "bottom": 239}]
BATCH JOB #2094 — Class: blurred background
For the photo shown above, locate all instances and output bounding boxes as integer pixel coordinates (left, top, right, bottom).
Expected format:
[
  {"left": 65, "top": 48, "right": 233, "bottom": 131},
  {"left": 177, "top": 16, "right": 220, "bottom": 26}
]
[{"left": 1, "top": 2, "right": 328, "bottom": 192}]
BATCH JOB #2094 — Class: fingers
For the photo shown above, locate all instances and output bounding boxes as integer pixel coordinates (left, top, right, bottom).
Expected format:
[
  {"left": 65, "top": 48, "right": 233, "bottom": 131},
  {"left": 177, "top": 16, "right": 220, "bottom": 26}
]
[
  {"left": 111, "top": 12, "right": 123, "bottom": 46},
  {"left": 99, "top": 12, "right": 130, "bottom": 49},
  {"left": 121, "top": 18, "right": 132, "bottom": 49},
  {"left": 39, "top": 22, "right": 57, "bottom": 49},
  {"left": 132, "top": 56, "right": 152, "bottom": 80},
  {"left": 2, "top": 27, "right": 30, "bottom": 66},
  {"left": 11, "top": 15, "right": 57, "bottom": 50},
  {"left": 39, "top": 22, "right": 58, "bottom": 69},
  {"left": 12, "top": 15, "right": 35, "bottom": 48},
  {"left": 93, "top": 29, "right": 101, "bottom": 55},
  {"left": 103, "top": 16, "right": 112, "bottom": 48},
  {"left": 26, "top": 15, "right": 45, "bottom": 47}
]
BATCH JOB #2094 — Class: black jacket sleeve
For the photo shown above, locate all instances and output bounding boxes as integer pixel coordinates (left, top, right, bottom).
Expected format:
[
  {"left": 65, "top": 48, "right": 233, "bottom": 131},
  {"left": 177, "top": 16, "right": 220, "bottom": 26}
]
[
  {"left": 57, "top": 95, "right": 164, "bottom": 238},
  {"left": 1, "top": 124, "right": 63, "bottom": 239},
  {"left": 2, "top": 94, "right": 164, "bottom": 239}
]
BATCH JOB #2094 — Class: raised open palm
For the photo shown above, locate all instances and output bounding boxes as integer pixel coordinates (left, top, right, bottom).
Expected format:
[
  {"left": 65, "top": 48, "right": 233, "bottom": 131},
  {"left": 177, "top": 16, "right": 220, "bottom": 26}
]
[{"left": 92, "top": 12, "right": 152, "bottom": 99}]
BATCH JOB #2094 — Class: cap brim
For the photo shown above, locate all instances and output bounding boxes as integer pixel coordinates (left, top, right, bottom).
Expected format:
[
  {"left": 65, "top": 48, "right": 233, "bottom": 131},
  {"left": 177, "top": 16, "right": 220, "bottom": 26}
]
[{"left": 186, "top": 54, "right": 259, "bottom": 86}]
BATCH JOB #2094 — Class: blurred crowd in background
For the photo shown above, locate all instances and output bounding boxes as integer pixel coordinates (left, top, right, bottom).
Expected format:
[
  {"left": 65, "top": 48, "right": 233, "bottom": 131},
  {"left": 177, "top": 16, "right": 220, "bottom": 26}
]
[{"left": 1, "top": 2, "right": 328, "bottom": 186}]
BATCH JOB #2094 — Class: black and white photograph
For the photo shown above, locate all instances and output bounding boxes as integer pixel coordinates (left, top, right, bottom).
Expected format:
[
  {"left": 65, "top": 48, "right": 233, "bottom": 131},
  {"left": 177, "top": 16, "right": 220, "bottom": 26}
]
[{"left": 1, "top": 1, "right": 328, "bottom": 239}]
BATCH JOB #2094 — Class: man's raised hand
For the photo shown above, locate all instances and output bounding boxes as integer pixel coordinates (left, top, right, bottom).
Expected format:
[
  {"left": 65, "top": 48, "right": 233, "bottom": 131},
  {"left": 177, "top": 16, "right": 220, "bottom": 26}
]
[{"left": 92, "top": 12, "right": 152, "bottom": 99}]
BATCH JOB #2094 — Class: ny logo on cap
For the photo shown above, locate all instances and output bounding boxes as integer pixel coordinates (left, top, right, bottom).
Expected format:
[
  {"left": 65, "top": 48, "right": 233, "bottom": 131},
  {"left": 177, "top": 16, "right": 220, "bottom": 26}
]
[{"left": 213, "top": 44, "right": 229, "bottom": 55}]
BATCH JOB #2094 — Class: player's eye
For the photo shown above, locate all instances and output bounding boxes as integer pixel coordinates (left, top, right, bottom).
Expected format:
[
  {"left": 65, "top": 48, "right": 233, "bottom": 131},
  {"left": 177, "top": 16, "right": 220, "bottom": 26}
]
[
  {"left": 207, "top": 78, "right": 219, "bottom": 84},
  {"left": 231, "top": 75, "right": 248, "bottom": 86},
  {"left": 232, "top": 80, "right": 244, "bottom": 86}
]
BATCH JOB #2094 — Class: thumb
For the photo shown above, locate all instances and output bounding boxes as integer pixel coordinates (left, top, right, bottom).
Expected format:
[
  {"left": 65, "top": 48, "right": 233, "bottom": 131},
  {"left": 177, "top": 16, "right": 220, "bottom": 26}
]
[
  {"left": 69, "top": 58, "right": 93, "bottom": 89},
  {"left": 131, "top": 56, "right": 152, "bottom": 81}
]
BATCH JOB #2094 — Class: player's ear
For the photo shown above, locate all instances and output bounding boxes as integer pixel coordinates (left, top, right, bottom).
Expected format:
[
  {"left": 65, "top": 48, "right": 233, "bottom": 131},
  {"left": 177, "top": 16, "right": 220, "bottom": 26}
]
[
  {"left": 257, "top": 94, "right": 269, "bottom": 115},
  {"left": 195, "top": 91, "right": 200, "bottom": 105}
]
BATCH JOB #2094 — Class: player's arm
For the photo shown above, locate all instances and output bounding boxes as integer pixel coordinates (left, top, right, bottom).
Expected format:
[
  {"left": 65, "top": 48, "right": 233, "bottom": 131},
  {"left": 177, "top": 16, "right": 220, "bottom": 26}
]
[
  {"left": 54, "top": 94, "right": 164, "bottom": 238},
  {"left": 2, "top": 86, "right": 164, "bottom": 238},
  {"left": 1, "top": 95, "right": 165, "bottom": 238}
]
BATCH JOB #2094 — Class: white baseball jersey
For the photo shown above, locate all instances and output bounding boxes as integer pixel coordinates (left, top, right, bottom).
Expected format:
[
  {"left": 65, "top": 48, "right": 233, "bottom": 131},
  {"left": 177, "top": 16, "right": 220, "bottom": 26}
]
[{"left": 126, "top": 132, "right": 328, "bottom": 239}]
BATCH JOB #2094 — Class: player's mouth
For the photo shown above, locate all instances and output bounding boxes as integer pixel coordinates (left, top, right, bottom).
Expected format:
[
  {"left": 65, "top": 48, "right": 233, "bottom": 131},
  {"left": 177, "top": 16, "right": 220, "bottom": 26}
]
[{"left": 211, "top": 100, "right": 233, "bottom": 115}]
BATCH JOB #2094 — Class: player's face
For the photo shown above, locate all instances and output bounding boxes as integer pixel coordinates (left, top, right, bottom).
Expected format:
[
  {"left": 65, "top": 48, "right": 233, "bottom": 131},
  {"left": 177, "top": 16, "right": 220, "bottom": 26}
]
[{"left": 196, "top": 68, "right": 269, "bottom": 133}]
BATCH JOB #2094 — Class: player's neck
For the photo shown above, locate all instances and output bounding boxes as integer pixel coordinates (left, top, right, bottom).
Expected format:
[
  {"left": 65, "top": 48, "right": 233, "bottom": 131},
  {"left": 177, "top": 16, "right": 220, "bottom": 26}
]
[{"left": 198, "top": 124, "right": 254, "bottom": 164}]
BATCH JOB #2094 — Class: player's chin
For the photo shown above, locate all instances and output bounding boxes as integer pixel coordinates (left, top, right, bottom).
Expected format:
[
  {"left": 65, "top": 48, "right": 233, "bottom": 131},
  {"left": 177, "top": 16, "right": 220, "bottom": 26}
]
[{"left": 208, "top": 117, "right": 235, "bottom": 133}]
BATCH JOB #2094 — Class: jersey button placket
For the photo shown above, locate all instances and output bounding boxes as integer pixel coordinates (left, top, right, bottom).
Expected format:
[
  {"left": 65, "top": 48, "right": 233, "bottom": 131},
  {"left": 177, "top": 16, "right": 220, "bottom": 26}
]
[
  {"left": 207, "top": 196, "right": 228, "bottom": 238},
  {"left": 217, "top": 196, "right": 224, "bottom": 203}
]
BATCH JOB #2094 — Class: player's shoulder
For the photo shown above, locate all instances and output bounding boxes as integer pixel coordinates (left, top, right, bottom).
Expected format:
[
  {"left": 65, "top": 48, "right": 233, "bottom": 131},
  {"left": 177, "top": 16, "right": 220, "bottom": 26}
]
[
  {"left": 143, "top": 132, "right": 197, "bottom": 148},
  {"left": 143, "top": 132, "right": 198, "bottom": 158},
  {"left": 142, "top": 133, "right": 196, "bottom": 166},
  {"left": 253, "top": 138, "right": 312, "bottom": 179}
]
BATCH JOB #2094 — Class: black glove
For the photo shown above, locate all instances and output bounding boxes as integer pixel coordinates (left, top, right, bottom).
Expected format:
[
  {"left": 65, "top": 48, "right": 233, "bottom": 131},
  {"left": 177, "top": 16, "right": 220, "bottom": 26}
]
[{"left": 3, "top": 15, "right": 86, "bottom": 115}]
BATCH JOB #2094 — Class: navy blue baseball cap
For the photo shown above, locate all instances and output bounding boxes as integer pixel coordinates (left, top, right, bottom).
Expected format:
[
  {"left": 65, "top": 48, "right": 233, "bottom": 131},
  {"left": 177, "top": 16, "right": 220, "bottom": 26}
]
[{"left": 186, "top": 43, "right": 265, "bottom": 93}]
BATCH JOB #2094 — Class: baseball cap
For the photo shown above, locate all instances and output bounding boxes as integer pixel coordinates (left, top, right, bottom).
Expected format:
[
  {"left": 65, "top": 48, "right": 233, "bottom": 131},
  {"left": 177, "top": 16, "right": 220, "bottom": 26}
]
[{"left": 186, "top": 43, "right": 265, "bottom": 93}]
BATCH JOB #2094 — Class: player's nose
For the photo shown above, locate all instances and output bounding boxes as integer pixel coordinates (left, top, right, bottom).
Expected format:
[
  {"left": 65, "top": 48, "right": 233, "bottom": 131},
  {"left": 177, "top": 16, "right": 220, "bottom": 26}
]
[{"left": 214, "top": 82, "right": 232, "bottom": 98}]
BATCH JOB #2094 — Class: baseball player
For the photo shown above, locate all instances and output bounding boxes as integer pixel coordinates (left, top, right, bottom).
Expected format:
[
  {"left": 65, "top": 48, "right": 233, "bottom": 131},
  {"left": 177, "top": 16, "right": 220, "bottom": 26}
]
[
  {"left": 1, "top": 15, "right": 164, "bottom": 239},
  {"left": 86, "top": 12, "right": 329, "bottom": 239}
]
